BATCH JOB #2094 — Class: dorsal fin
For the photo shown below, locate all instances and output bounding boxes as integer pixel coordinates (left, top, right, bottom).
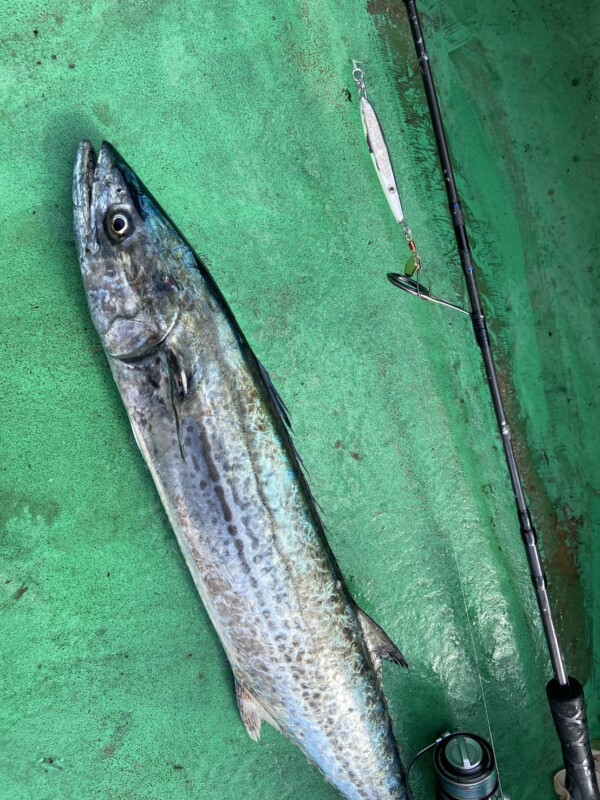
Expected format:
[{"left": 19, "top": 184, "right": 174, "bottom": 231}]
[
  {"left": 257, "top": 360, "right": 292, "bottom": 430},
  {"left": 356, "top": 608, "right": 408, "bottom": 678},
  {"left": 254, "top": 358, "right": 325, "bottom": 520}
]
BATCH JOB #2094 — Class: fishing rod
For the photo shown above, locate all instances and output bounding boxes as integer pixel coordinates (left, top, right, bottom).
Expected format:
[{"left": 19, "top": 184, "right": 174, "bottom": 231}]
[{"left": 390, "top": 2, "right": 599, "bottom": 798}]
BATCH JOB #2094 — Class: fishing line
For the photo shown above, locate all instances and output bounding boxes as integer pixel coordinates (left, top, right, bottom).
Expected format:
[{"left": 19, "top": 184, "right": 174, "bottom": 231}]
[
  {"left": 351, "top": 59, "right": 504, "bottom": 799},
  {"left": 405, "top": 470, "right": 506, "bottom": 798},
  {"left": 405, "top": 738, "right": 439, "bottom": 800},
  {"left": 449, "top": 541, "right": 505, "bottom": 800}
]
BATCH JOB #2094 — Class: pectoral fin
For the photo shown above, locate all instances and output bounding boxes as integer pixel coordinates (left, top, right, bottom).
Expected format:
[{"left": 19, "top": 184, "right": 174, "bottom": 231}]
[
  {"left": 357, "top": 609, "right": 408, "bottom": 676},
  {"left": 235, "top": 679, "right": 281, "bottom": 742},
  {"left": 165, "top": 346, "right": 188, "bottom": 460}
]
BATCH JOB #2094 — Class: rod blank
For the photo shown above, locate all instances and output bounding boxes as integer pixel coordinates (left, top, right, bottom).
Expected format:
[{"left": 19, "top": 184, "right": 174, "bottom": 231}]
[{"left": 402, "top": 0, "right": 565, "bottom": 686}]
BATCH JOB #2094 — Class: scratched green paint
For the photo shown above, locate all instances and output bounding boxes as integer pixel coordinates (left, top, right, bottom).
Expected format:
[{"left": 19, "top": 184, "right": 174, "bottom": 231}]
[{"left": 0, "top": 1, "right": 598, "bottom": 799}]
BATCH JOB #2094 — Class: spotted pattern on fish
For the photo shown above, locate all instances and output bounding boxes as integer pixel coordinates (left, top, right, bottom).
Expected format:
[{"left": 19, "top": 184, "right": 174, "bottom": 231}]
[{"left": 73, "top": 140, "right": 408, "bottom": 800}]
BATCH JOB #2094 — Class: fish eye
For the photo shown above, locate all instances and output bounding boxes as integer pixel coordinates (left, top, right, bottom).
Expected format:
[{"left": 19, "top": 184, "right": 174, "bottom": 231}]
[{"left": 106, "top": 209, "right": 133, "bottom": 241}]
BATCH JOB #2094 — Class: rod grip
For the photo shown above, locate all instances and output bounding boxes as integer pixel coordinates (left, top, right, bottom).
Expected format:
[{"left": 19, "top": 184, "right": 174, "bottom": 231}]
[{"left": 547, "top": 678, "right": 600, "bottom": 800}]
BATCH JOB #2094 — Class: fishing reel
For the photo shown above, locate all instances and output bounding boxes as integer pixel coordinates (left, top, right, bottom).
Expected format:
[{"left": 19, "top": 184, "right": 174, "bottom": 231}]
[{"left": 406, "top": 731, "right": 510, "bottom": 800}]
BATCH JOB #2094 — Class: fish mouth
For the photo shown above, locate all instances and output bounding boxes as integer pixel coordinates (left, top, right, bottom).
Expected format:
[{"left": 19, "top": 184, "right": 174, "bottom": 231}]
[
  {"left": 73, "top": 140, "right": 97, "bottom": 259},
  {"left": 73, "top": 140, "right": 135, "bottom": 259}
]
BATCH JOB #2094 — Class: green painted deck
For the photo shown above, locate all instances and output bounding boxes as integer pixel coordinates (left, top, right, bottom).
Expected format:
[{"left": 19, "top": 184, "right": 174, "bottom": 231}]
[{"left": 1, "top": 1, "right": 598, "bottom": 798}]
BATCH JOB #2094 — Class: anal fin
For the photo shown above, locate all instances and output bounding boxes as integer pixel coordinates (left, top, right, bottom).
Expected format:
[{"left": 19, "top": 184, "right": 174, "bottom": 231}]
[
  {"left": 357, "top": 608, "right": 408, "bottom": 676},
  {"left": 235, "top": 679, "right": 281, "bottom": 742}
]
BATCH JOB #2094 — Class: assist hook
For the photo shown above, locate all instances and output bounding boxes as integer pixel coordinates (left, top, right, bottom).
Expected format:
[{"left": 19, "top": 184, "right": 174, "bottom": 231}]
[{"left": 387, "top": 273, "right": 470, "bottom": 316}]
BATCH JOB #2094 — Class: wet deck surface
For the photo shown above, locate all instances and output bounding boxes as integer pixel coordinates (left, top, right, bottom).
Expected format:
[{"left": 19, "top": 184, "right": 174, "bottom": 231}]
[{"left": 1, "top": 1, "right": 598, "bottom": 798}]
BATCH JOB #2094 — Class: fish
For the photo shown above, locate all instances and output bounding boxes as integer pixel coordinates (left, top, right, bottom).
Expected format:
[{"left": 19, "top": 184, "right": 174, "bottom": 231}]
[{"left": 73, "top": 140, "right": 408, "bottom": 800}]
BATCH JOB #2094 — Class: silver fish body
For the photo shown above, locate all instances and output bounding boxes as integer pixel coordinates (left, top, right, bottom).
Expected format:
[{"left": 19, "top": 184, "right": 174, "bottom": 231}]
[
  {"left": 73, "top": 141, "right": 407, "bottom": 800},
  {"left": 359, "top": 96, "right": 405, "bottom": 225}
]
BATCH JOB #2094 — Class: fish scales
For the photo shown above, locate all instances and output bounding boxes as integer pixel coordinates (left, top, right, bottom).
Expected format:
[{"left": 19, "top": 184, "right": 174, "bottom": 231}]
[{"left": 73, "top": 140, "right": 407, "bottom": 800}]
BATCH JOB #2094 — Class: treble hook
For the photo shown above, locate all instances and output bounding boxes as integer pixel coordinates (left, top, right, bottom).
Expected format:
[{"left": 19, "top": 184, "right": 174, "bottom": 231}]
[{"left": 387, "top": 273, "right": 470, "bottom": 316}]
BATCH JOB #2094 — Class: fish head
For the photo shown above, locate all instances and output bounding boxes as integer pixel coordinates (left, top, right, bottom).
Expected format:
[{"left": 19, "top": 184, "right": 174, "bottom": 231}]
[{"left": 73, "top": 141, "right": 185, "bottom": 360}]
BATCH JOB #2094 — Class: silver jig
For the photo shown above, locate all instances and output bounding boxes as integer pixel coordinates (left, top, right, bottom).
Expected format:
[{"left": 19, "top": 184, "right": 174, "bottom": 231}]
[{"left": 352, "top": 62, "right": 469, "bottom": 317}]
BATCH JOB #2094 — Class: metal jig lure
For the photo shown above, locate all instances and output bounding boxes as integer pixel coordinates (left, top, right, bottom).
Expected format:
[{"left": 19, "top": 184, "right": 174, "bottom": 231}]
[{"left": 352, "top": 62, "right": 468, "bottom": 316}]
